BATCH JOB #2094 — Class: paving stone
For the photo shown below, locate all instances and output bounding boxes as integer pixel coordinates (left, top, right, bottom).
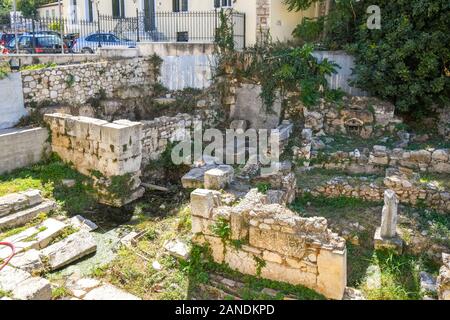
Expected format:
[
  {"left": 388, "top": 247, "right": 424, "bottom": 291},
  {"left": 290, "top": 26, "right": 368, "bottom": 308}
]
[
  {"left": 12, "top": 277, "right": 52, "bottom": 300},
  {"left": 83, "top": 284, "right": 141, "bottom": 300},
  {"left": 9, "top": 249, "right": 44, "bottom": 273},
  {"left": 0, "top": 200, "right": 57, "bottom": 230},
  {"left": 0, "top": 218, "right": 66, "bottom": 260},
  {"left": 0, "top": 266, "right": 31, "bottom": 292},
  {"left": 40, "top": 231, "right": 97, "bottom": 270}
]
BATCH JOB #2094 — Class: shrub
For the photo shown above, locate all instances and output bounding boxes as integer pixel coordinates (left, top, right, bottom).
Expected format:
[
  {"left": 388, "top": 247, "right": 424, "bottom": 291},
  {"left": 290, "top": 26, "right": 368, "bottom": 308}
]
[
  {"left": 287, "top": 0, "right": 450, "bottom": 115},
  {"left": 348, "top": 0, "right": 450, "bottom": 114}
]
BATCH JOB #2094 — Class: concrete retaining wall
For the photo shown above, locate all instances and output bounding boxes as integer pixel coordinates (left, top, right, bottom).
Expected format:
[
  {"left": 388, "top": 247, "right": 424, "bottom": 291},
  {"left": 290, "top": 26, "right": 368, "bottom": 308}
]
[
  {"left": 0, "top": 73, "right": 27, "bottom": 129},
  {"left": 312, "top": 51, "right": 367, "bottom": 96},
  {"left": 0, "top": 54, "right": 100, "bottom": 67},
  {"left": 0, "top": 127, "right": 50, "bottom": 175}
]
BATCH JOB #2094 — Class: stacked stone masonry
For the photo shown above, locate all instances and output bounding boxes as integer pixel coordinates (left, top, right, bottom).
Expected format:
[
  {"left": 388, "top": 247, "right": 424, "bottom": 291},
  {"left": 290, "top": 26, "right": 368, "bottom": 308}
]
[
  {"left": 44, "top": 113, "right": 144, "bottom": 207},
  {"left": 22, "top": 58, "right": 156, "bottom": 105},
  {"left": 296, "top": 146, "right": 450, "bottom": 175},
  {"left": 300, "top": 174, "right": 450, "bottom": 213},
  {"left": 303, "top": 96, "right": 401, "bottom": 138},
  {"left": 191, "top": 189, "right": 347, "bottom": 300}
]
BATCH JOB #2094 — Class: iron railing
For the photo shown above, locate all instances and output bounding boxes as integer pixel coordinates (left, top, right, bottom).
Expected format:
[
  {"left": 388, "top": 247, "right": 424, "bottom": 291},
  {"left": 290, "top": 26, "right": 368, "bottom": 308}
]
[{"left": 0, "top": 10, "right": 246, "bottom": 51}]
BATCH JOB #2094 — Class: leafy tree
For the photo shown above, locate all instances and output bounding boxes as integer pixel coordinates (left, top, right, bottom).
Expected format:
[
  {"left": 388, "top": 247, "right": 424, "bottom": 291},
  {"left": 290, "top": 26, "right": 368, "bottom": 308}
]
[
  {"left": 348, "top": 0, "right": 450, "bottom": 114},
  {"left": 0, "top": 0, "right": 12, "bottom": 17},
  {"left": 286, "top": 0, "right": 450, "bottom": 114}
]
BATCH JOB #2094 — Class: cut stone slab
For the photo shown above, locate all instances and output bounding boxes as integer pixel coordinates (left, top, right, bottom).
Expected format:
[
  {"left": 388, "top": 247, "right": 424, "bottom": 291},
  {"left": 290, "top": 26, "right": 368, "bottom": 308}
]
[
  {"left": 204, "top": 165, "right": 234, "bottom": 190},
  {"left": 0, "top": 266, "right": 31, "bottom": 292},
  {"left": 69, "top": 215, "right": 98, "bottom": 232},
  {"left": 12, "top": 277, "right": 52, "bottom": 300},
  {"left": 164, "top": 239, "right": 190, "bottom": 260},
  {"left": 0, "top": 200, "right": 57, "bottom": 230},
  {"left": 0, "top": 218, "right": 66, "bottom": 260},
  {"left": 181, "top": 164, "right": 216, "bottom": 189},
  {"left": 0, "top": 193, "right": 28, "bottom": 217},
  {"left": 83, "top": 284, "right": 141, "bottom": 300},
  {"left": 40, "top": 231, "right": 97, "bottom": 271},
  {"left": 0, "top": 190, "right": 44, "bottom": 218},
  {"left": 66, "top": 278, "right": 101, "bottom": 299},
  {"left": 9, "top": 249, "right": 44, "bottom": 273}
]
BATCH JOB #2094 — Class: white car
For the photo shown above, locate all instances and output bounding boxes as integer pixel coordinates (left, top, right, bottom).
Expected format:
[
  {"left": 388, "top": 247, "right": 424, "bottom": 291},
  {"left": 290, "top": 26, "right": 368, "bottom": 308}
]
[{"left": 72, "top": 32, "right": 136, "bottom": 53}]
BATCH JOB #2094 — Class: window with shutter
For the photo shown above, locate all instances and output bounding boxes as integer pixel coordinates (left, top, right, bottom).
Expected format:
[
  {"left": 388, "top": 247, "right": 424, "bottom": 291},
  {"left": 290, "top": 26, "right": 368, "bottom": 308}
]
[
  {"left": 215, "top": 0, "right": 232, "bottom": 8},
  {"left": 173, "top": 0, "right": 188, "bottom": 12},
  {"left": 112, "top": 0, "right": 125, "bottom": 17}
]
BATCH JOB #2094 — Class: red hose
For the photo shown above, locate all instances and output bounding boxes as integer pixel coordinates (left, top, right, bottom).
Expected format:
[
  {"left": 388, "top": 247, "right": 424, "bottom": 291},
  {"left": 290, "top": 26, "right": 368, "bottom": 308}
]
[{"left": 0, "top": 242, "right": 15, "bottom": 272}]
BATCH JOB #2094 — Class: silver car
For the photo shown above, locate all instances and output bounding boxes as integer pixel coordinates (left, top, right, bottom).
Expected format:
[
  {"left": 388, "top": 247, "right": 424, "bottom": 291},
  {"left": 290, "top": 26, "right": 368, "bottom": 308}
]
[{"left": 72, "top": 32, "right": 136, "bottom": 53}]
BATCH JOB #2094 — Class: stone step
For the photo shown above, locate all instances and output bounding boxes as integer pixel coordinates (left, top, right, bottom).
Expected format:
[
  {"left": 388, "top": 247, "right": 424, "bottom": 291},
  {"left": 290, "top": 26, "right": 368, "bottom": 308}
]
[
  {"left": 40, "top": 231, "right": 97, "bottom": 271},
  {"left": 0, "top": 266, "right": 51, "bottom": 300},
  {"left": 0, "top": 200, "right": 57, "bottom": 230},
  {"left": 0, "top": 218, "right": 66, "bottom": 260},
  {"left": 0, "top": 189, "right": 43, "bottom": 218}
]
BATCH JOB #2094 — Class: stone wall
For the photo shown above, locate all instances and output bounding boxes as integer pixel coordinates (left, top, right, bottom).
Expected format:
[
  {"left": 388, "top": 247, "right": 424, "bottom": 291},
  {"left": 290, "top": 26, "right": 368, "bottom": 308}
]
[
  {"left": 297, "top": 145, "right": 450, "bottom": 175},
  {"left": 304, "top": 96, "right": 401, "bottom": 138},
  {"left": 0, "top": 127, "right": 50, "bottom": 175},
  {"left": 191, "top": 188, "right": 347, "bottom": 300},
  {"left": 437, "top": 253, "right": 450, "bottom": 300},
  {"left": 141, "top": 109, "right": 218, "bottom": 169},
  {"left": 300, "top": 173, "right": 450, "bottom": 213},
  {"left": 44, "top": 113, "right": 144, "bottom": 207},
  {"left": 22, "top": 57, "right": 156, "bottom": 106}
]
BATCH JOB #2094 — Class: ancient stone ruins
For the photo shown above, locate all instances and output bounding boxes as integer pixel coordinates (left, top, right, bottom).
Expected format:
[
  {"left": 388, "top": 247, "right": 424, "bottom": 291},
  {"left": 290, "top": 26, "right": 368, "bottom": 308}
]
[{"left": 0, "top": 42, "right": 449, "bottom": 301}]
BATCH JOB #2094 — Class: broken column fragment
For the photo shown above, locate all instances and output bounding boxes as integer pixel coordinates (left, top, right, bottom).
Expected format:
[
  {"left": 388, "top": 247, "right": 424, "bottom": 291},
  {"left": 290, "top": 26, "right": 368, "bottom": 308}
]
[{"left": 374, "top": 189, "right": 403, "bottom": 253}]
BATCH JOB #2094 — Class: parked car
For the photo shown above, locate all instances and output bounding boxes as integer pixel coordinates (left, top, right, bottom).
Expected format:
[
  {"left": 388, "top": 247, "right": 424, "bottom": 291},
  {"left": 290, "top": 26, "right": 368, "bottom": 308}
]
[
  {"left": 0, "top": 33, "right": 21, "bottom": 48},
  {"left": 3, "top": 34, "right": 69, "bottom": 54},
  {"left": 64, "top": 33, "right": 80, "bottom": 49},
  {"left": 71, "top": 32, "right": 136, "bottom": 54}
]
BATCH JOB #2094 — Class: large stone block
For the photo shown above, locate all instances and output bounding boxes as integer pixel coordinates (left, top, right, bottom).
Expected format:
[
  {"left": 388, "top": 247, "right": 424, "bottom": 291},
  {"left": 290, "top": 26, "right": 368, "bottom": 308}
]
[
  {"left": 316, "top": 248, "right": 347, "bottom": 300},
  {"left": 224, "top": 246, "right": 257, "bottom": 276},
  {"left": 249, "top": 227, "right": 308, "bottom": 260},
  {"left": 204, "top": 165, "right": 234, "bottom": 190},
  {"left": 190, "top": 189, "right": 214, "bottom": 219},
  {"left": 40, "top": 231, "right": 97, "bottom": 271},
  {"left": 260, "top": 261, "right": 317, "bottom": 290}
]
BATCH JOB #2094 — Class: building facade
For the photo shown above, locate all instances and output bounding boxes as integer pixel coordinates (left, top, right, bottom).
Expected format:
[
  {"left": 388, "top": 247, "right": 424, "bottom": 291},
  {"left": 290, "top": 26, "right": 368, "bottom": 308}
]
[{"left": 40, "top": 0, "right": 326, "bottom": 46}]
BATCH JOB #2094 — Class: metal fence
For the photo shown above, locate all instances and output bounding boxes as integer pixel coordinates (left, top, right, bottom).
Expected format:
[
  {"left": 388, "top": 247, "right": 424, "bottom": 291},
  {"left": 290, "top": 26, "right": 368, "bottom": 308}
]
[{"left": 1, "top": 10, "right": 246, "bottom": 50}]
